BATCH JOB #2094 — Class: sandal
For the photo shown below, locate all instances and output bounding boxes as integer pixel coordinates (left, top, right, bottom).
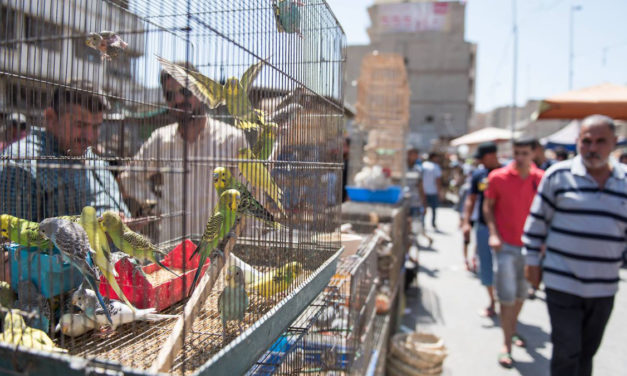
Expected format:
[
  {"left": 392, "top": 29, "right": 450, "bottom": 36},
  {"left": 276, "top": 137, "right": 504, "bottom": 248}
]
[
  {"left": 512, "top": 333, "right": 527, "bottom": 348},
  {"left": 479, "top": 306, "right": 497, "bottom": 318},
  {"left": 498, "top": 352, "right": 514, "bottom": 368}
]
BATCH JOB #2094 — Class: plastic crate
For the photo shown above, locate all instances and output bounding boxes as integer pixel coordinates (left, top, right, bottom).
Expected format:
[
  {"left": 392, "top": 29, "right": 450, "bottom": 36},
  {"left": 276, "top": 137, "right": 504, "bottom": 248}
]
[
  {"left": 99, "top": 239, "right": 210, "bottom": 311},
  {"left": 7, "top": 244, "right": 83, "bottom": 298},
  {"left": 345, "top": 186, "right": 402, "bottom": 204}
]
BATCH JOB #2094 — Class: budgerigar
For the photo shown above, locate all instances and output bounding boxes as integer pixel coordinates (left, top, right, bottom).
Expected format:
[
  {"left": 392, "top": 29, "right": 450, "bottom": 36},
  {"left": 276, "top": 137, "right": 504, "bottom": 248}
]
[
  {"left": 237, "top": 148, "right": 285, "bottom": 213},
  {"left": 0, "top": 281, "right": 15, "bottom": 309},
  {"left": 99, "top": 211, "right": 178, "bottom": 277},
  {"left": 188, "top": 189, "right": 241, "bottom": 295},
  {"left": 56, "top": 313, "right": 96, "bottom": 337},
  {"left": 79, "top": 207, "right": 135, "bottom": 310},
  {"left": 156, "top": 56, "right": 266, "bottom": 123},
  {"left": 218, "top": 265, "right": 248, "bottom": 343},
  {"left": 0, "top": 214, "right": 52, "bottom": 251},
  {"left": 252, "top": 261, "right": 302, "bottom": 298},
  {"left": 71, "top": 288, "right": 176, "bottom": 331},
  {"left": 273, "top": 0, "right": 304, "bottom": 38},
  {"left": 38, "top": 218, "right": 112, "bottom": 324},
  {"left": 0, "top": 311, "right": 67, "bottom": 353},
  {"left": 85, "top": 31, "right": 128, "bottom": 61},
  {"left": 213, "top": 167, "right": 283, "bottom": 227}
]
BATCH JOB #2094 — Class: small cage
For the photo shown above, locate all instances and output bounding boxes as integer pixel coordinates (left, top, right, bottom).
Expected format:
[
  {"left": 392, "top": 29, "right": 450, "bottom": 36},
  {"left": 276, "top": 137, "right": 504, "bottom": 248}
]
[{"left": 0, "top": 0, "right": 346, "bottom": 374}]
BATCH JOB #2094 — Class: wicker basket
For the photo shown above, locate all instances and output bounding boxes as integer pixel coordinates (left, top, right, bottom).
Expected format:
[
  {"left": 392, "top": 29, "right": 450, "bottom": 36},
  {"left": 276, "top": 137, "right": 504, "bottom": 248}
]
[{"left": 386, "top": 332, "right": 447, "bottom": 376}]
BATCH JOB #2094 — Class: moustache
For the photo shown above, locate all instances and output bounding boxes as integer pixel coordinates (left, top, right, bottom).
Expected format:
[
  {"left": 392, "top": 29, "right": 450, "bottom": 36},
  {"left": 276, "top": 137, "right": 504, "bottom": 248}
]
[{"left": 584, "top": 152, "right": 601, "bottom": 159}]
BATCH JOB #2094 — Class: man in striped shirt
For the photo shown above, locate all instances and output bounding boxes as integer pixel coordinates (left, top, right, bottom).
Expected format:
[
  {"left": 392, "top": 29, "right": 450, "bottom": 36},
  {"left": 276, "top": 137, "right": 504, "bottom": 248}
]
[{"left": 523, "top": 114, "right": 626, "bottom": 376}]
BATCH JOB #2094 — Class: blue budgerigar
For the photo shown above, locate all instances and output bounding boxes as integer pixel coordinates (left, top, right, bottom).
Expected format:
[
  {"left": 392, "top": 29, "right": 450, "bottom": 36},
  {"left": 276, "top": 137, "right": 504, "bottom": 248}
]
[
  {"left": 38, "top": 218, "right": 112, "bottom": 324},
  {"left": 273, "top": 0, "right": 304, "bottom": 38},
  {"left": 218, "top": 265, "right": 249, "bottom": 344}
]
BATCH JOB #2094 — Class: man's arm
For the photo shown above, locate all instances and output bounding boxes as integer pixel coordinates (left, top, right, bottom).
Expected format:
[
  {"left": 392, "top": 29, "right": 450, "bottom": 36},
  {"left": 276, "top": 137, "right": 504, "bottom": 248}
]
[
  {"left": 117, "top": 136, "right": 160, "bottom": 216},
  {"left": 0, "top": 165, "right": 38, "bottom": 221},
  {"left": 483, "top": 196, "right": 502, "bottom": 251},
  {"left": 522, "top": 173, "right": 555, "bottom": 286},
  {"left": 461, "top": 193, "right": 477, "bottom": 237}
]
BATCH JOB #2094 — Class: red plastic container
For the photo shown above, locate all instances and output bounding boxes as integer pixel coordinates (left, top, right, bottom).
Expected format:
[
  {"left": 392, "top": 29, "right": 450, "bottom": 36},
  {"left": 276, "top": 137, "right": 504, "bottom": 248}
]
[{"left": 99, "top": 240, "right": 210, "bottom": 311}]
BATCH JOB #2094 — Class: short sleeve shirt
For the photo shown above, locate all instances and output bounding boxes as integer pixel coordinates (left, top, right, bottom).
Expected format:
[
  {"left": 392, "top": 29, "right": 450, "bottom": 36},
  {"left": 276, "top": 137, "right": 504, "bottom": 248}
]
[
  {"left": 470, "top": 167, "right": 493, "bottom": 225},
  {"left": 421, "top": 161, "right": 442, "bottom": 195},
  {"left": 484, "top": 163, "right": 544, "bottom": 246}
]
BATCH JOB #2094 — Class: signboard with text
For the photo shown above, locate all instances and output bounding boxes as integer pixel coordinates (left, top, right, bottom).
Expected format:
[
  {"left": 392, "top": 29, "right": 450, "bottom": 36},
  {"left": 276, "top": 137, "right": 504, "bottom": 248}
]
[{"left": 376, "top": 2, "right": 450, "bottom": 33}]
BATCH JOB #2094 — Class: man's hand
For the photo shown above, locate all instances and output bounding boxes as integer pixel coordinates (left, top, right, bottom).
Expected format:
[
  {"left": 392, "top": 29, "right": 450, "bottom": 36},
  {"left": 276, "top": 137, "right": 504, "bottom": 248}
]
[
  {"left": 461, "top": 221, "right": 472, "bottom": 239},
  {"left": 525, "top": 265, "right": 542, "bottom": 288},
  {"left": 488, "top": 233, "right": 502, "bottom": 251}
]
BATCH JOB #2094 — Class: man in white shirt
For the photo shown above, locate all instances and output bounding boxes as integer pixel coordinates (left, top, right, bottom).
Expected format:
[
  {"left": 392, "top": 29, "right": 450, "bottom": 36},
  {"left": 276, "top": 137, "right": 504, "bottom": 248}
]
[
  {"left": 421, "top": 152, "right": 443, "bottom": 230},
  {"left": 119, "top": 64, "right": 247, "bottom": 245}
]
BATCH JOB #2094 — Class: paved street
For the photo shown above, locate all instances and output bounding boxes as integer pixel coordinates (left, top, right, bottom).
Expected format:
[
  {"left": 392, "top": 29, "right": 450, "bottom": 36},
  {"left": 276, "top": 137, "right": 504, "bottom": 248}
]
[{"left": 402, "top": 207, "right": 626, "bottom": 375}]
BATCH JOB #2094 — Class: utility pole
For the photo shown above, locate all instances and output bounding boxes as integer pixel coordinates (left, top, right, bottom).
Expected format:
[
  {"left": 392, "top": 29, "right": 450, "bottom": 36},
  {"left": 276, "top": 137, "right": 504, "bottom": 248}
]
[
  {"left": 511, "top": 0, "right": 518, "bottom": 141},
  {"left": 569, "top": 3, "right": 582, "bottom": 90}
]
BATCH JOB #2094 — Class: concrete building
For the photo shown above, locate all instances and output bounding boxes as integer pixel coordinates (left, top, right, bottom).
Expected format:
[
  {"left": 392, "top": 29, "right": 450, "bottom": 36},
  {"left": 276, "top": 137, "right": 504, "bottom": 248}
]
[{"left": 345, "top": 0, "right": 476, "bottom": 150}]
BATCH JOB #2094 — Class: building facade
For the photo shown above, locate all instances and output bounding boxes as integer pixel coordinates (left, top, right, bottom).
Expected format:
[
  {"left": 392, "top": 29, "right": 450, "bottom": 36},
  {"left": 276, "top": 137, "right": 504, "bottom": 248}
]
[{"left": 345, "top": 0, "right": 476, "bottom": 150}]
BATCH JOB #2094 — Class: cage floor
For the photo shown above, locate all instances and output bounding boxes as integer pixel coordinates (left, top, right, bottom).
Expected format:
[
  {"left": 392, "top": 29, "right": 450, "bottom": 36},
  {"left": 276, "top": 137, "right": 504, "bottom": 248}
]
[{"left": 55, "top": 265, "right": 301, "bottom": 375}]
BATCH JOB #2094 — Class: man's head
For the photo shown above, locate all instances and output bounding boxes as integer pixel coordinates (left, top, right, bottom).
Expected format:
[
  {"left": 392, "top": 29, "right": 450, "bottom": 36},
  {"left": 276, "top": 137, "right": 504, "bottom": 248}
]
[
  {"left": 5, "top": 113, "right": 28, "bottom": 141},
  {"left": 512, "top": 137, "right": 535, "bottom": 170},
  {"left": 577, "top": 115, "right": 617, "bottom": 170},
  {"left": 428, "top": 152, "right": 439, "bottom": 163},
  {"left": 532, "top": 139, "right": 546, "bottom": 164},
  {"left": 554, "top": 147, "right": 569, "bottom": 161},
  {"left": 160, "top": 63, "right": 205, "bottom": 124},
  {"left": 474, "top": 142, "right": 499, "bottom": 169},
  {"left": 407, "top": 148, "right": 419, "bottom": 167},
  {"left": 44, "top": 80, "right": 108, "bottom": 156},
  {"left": 619, "top": 151, "right": 627, "bottom": 165}
]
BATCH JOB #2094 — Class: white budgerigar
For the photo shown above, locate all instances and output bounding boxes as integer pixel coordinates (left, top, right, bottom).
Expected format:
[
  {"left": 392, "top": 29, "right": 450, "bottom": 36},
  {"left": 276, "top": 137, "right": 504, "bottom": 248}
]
[{"left": 71, "top": 288, "right": 176, "bottom": 331}]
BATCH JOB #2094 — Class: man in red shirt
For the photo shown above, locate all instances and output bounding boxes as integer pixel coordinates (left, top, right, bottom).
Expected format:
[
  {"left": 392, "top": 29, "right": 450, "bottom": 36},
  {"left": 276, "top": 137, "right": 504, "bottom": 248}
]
[{"left": 483, "top": 138, "right": 544, "bottom": 368}]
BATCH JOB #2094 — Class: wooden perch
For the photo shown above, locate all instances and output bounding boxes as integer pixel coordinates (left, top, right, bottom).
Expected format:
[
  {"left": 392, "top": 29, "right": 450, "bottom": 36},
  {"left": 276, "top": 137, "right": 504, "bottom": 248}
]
[{"left": 150, "top": 219, "right": 244, "bottom": 373}]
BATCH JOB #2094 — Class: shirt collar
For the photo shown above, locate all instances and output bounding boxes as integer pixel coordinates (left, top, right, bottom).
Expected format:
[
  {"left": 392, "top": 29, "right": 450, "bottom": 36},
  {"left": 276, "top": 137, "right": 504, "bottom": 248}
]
[
  {"left": 571, "top": 155, "right": 626, "bottom": 180},
  {"left": 505, "top": 161, "right": 538, "bottom": 176}
]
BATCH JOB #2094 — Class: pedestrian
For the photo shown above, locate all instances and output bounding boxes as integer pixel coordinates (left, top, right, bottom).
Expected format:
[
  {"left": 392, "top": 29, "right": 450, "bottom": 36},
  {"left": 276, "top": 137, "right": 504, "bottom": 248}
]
[
  {"left": 406, "top": 148, "right": 433, "bottom": 249},
  {"left": 619, "top": 150, "right": 627, "bottom": 165},
  {"left": 523, "top": 115, "right": 626, "bottom": 376},
  {"left": 0, "top": 113, "right": 29, "bottom": 152},
  {"left": 456, "top": 161, "right": 475, "bottom": 271},
  {"left": 462, "top": 142, "right": 501, "bottom": 317},
  {"left": 483, "top": 137, "right": 544, "bottom": 368},
  {"left": 554, "top": 147, "right": 569, "bottom": 162},
  {"left": 0, "top": 80, "right": 130, "bottom": 220},
  {"left": 421, "top": 152, "right": 443, "bottom": 230},
  {"left": 533, "top": 140, "right": 555, "bottom": 171}
]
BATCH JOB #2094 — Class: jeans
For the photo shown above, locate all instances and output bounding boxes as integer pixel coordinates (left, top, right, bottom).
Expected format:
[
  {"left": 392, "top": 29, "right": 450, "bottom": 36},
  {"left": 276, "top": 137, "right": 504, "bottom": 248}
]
[
  {"left": 425, "top": 194, "right": 439, "bottom": 228},
  {"left": 475, "top": 223, "right": 493, "bottom": 286},
  {"left": 547, "top": 288, "right": 614, "bottom": 376}
]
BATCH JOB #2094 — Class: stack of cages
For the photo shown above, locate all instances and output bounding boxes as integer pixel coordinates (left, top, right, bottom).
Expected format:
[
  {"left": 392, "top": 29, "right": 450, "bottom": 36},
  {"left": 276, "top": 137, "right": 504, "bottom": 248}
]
[
  {"left": 249, "top": 233, "right": 378, "bottom": 375},
  {"left": 0, "top": 0, "right": 346, "bottom": 374},
  {"left": 355, "top": 52, "right": 409, "bottom": 181}
]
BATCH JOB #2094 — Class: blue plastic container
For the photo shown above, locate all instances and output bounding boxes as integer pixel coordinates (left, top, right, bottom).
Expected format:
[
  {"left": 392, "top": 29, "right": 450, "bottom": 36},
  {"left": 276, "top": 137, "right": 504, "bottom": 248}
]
[
  {"left": 7, "top": 244, "right": 83, "bottom": 298},
  {"left": 345, "top": 185, "right": 403, "bottom": 204}
]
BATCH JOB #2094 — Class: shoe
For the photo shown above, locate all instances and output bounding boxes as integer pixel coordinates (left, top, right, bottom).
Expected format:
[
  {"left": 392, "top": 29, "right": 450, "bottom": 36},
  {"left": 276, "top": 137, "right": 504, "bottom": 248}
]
[
  {"left": 498, "top": 352, "right": 514, "bottom": 369},
  {"left": 479, "top": 306, "right": 497, "bottom": 318},
  {"left": 512, "top": 333, "right": 526, "bottom": 348}
]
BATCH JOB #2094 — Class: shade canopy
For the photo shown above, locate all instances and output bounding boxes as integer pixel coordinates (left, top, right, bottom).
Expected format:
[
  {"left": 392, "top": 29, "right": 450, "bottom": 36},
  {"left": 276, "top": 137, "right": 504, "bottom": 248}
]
[
  {"left": 534, "top": 83, "right": 627, "bottom": 120},
  {"left": 541, "top": 119, "right": 627, "bottom": 151},
  {"left": 450, "top": 127, "right": 519, "bottom": 147}
]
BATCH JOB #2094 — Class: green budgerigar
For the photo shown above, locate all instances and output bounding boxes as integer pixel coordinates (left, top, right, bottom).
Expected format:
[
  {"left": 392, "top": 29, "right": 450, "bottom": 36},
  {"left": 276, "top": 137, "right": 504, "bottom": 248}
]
[
  {"left": 79, "top": 207, "right": 135, "bottom": 310},
  {"left": 156, "top": 55, "right": 267, "bottom": 123},
  {"left": 0, "top": 281, "right": 15, "bottom": 309},
  {"left": 218, "top": 265, "right": 248, "bottom": 344},
  {"left": 0, "top": 310, "right": 67, "bottom": 353},
  {"left": 0, "top": 214, "right": 52, "bottom": 251},
  {"left": 188, "top": 189, "right": 241, "bottom": 295},
  {"left": 99, "top": 211, "right": 178, "bottom": 277},
  {"left": 213, "top": 167, "right": 282, "bottom": 228},
  {"left": 237, "top": 148, "right": 285, "bottom": 214}
]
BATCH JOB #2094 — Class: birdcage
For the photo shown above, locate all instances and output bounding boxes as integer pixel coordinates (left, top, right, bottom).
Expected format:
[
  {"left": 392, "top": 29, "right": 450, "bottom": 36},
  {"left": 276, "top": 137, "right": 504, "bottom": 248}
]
[
  {"left": 355, "top": 53, "right": 409, "bottom": 180},
  {"left": 0, "top": 0, "right": 346, "bottom": 375},
  {"left": 248, "top": 234, "right": 378, "bottom": 375}
]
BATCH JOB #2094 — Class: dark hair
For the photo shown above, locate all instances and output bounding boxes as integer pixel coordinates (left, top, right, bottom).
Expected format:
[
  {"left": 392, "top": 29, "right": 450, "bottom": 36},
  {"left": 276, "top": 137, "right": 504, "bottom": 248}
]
[
  {"left": 51, "top": 80, "right": 109, "bottom": 116},
  {"left": 513, "top": 137, "right": 536, "bottom": 148},
  {"left": 428, "top": 152, "right": 438, "bottom": 160},
  {"left": 555, "top": 147, "right": 568, "bottom": 160},
  {"left": 159, "top": 61, "right": 199, "bottom": 96}
]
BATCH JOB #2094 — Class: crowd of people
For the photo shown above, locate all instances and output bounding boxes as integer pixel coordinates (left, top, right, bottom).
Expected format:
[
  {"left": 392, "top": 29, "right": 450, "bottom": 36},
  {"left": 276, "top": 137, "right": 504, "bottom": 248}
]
[{"left": 406, "top": 115, "right": 626, "bottom": 375}]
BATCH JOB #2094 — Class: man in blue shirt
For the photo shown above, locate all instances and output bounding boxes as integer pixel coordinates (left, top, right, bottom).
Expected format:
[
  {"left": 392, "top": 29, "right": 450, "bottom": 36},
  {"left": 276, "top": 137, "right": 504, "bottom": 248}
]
[
  {"left": 461, "top": 142, "right": 500, "bottom": 318},
  {"left": 0, "top": 80, "right": 130, "bottom": 220}
]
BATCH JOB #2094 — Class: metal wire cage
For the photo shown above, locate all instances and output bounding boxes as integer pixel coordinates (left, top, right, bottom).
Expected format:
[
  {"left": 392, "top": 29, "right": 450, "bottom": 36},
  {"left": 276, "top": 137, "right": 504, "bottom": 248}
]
[{"left": 0, "top": 0, "right": 346, "bottom": 374}]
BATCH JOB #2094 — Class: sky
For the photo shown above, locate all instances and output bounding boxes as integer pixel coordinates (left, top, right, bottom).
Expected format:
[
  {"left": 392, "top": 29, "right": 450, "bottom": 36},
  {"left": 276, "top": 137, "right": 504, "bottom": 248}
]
[{"left": 325, "top": 0, "right": 627, "bottom": 113}]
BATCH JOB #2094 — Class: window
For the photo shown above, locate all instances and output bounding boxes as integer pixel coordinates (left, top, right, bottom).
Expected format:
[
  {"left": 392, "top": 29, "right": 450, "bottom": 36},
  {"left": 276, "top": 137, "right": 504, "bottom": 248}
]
[
  {"left": 0, "top": 5, "right": 17, "bottom": 49},
  {"left": 24, "top": 14, "right": 63, "bottom": 51}
]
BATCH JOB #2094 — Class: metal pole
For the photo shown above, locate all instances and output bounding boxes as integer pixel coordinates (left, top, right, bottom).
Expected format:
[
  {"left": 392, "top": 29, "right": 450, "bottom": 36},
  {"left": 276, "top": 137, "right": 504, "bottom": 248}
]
[
  {"left": 569, "top": 4, "right": 582, "bottom": 90},
  {"left": 511, "top": 0, "right": 518, "bottom": 141}
]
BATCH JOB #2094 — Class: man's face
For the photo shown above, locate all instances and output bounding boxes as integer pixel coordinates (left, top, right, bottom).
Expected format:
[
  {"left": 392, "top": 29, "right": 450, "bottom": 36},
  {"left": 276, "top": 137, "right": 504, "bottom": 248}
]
[
  {"left": 163, "top": 77, "right": 203, "bottom": 123},
  {"left": 577, "top": 123, "right": 616, "bottom": 169},
  {"left": 513, "top": 145, "right": 533, "bottom": 169},
  {"left": 481, "top": 152, "right": 499, "bottom": 169},
  {"left": 407, "top": 151, "right": 418, "bottom": 165},
  {"left": 47, "top": 104, "right": 102, "bottom": 156}
]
